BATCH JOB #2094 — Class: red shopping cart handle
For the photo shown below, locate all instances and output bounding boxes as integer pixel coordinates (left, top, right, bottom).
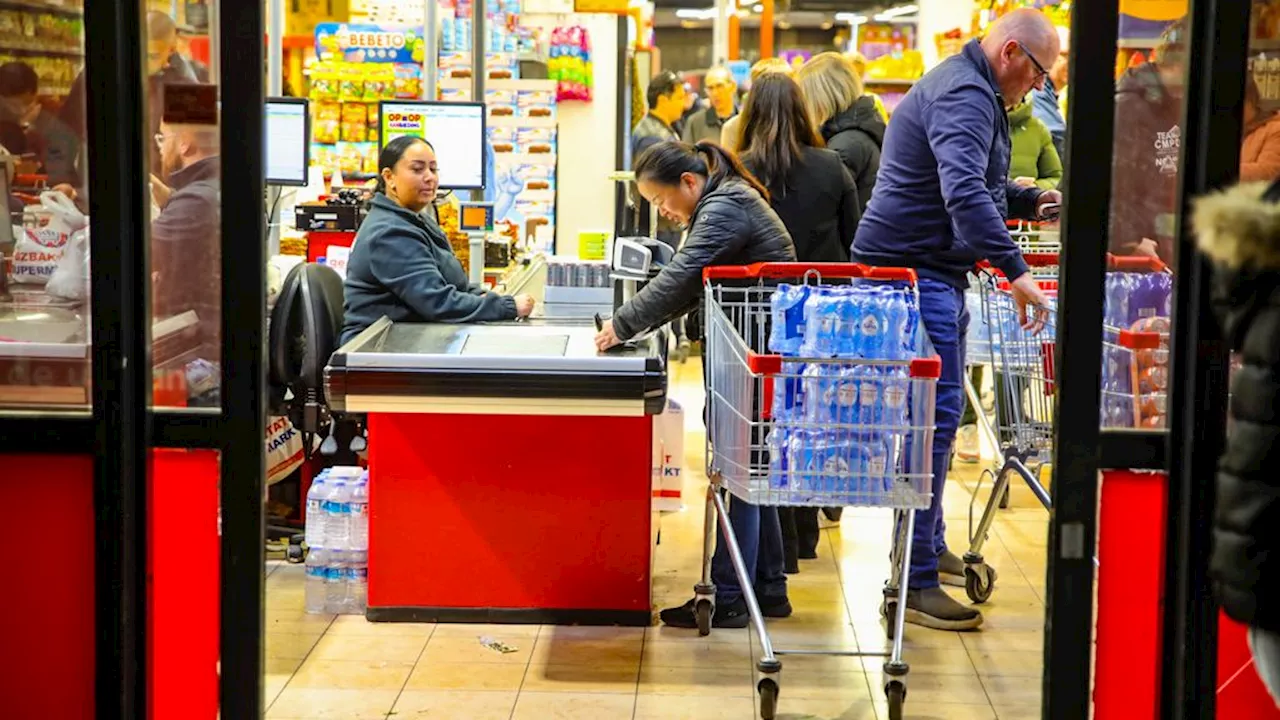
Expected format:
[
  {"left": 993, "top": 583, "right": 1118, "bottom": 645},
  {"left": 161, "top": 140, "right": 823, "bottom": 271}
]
[
  {"left": 745, "top": 350, "right": 943, "bottom": 379},
  {"left": 703, "top": 262, "right": 917, "bottom": 283},
  {"left": 1107, "top": 254, "right": 1168, "bottom": 273},
  {"left": 976, "top": 254, "right": 1059, "bottom": 276},
  {"left": 996, "top": 278, "right": 1059, "bottom": 292}
]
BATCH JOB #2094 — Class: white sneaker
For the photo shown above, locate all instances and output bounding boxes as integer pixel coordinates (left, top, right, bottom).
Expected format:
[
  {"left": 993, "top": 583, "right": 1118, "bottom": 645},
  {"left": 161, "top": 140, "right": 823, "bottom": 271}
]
[{"left": 955, "top": 424, "right": 980, "bottom": 464}]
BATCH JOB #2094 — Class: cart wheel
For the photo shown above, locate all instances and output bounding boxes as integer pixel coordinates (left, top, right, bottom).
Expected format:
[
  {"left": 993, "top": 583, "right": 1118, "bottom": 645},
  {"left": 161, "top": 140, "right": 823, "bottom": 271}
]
[
  {"left": 758, "top": 678, "right": 779, "bottom": 720},
  {"left": 965, "top": 565, "right": 996, "bottom": 604},
  {"left": 285, "top": 543, "right": 306, "bottom": 564},
  {"left": 695, "top": 599, "right": 714, "bottom": 636},
  {"left": 885, "top": 681, "right": 906, "bottom": 720}
]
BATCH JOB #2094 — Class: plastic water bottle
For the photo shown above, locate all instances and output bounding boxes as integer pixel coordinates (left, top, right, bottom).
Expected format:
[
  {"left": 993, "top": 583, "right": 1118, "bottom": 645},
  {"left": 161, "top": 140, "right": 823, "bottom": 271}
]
[
  {"left": 346, "top": 549, "right": 369, "bottom": 614},
  {"left": 801, "top": 288, "right": 840, "bottom": 357},
  {"left": 769, "top": 284, "right": 810, "bottom": 355},
  {"left": 767, "top": 428, "right": 790, "bottom": 489},
  {"left": 883, "top": 288, "right": 911, "bottom": 360},
  {"left": 324, "top": 480, "right": 351, "bottom": 553},
  {"left": 304, "top": 547, "right": 328, "bottom": 614},
  {"left": 304, "top": 471, "right": 330, "bottom": 549},
  {"left": 855, "top": 288, "right": 887, "bottom": 360},
  {"left": 349, "top": 477, "right": 369, "bottom": 553},
  {"left": 325, "top": 550, "right": 347, "bottom": 613}
]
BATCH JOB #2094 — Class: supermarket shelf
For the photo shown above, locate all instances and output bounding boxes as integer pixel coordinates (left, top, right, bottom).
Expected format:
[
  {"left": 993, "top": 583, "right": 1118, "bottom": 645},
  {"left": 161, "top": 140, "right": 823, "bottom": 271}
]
[
  {"left": 0, "top": 1, "right": 82, "bottom": 18},
  {"left": 0, "top": 43, "right": 82, "bottom": 59},
  {"left": 863, "top": 77, "right": 916, "bottom": 86}
]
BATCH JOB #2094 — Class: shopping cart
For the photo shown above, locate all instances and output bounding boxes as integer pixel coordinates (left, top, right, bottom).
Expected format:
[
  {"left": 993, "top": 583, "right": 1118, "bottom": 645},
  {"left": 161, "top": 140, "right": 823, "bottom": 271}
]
[
  {"left": 960, "top": 256, "right": 1169, "bottom": 603},
  {"left": 699, "top": 262, "right": 941, "bottom": 720},
  {"left": 960, "top": 269, "right": 1058, "bottom": 602}
]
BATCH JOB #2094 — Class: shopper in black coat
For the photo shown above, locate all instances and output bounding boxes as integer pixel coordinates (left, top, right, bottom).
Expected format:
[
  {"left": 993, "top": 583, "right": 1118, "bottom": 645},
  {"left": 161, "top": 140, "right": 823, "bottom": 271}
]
[
  {"left": 596, "top": 140, "right": 797, "bottom": 630},
  {"left": 740, "top": 73, "right": 860, "bottom": 264},
  {"left": 596, "top": 141, "right": 796, "bottom": 346},
  {"left": 738, "top": 73, "right": 861, "bottom": 569},
  {"left": 1194, "top": 179, "right": 1280, "bottom": 704},
  {"left": 797, "top": 53, "right": 887, "bottom": 214}
]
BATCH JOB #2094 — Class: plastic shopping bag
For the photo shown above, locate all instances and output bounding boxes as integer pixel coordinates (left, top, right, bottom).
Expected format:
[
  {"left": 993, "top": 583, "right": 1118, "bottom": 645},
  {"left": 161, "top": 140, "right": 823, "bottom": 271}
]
[
  {"left": 652, "top": 399, "right": 685, "bottom": 512},
  {"left": 45, "top": 227, "right": 89, "bottom": 301},
  {"left": 266, "top": 415, "right": 305, "bottom": 485},
  {"left": 10, "top": 192, "right": 86, "bottom": 286}
]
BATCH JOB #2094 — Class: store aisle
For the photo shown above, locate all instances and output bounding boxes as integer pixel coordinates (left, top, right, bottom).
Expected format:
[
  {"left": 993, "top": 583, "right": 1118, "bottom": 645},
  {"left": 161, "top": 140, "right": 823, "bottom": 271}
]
[{"left": 263, "top": 359, "right": 1051, "bottom": 720}]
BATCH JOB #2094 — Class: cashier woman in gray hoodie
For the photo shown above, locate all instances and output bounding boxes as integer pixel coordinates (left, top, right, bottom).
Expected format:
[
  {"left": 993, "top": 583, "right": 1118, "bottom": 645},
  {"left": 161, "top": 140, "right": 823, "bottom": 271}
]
[{"left": 341, "top": 136, "right": 535, "bottom": 344}]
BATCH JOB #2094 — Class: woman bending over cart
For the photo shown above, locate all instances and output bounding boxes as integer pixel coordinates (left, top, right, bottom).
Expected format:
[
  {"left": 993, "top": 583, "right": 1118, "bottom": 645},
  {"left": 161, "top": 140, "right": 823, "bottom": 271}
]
[{"left": 594, "top": 140, "right": 797, "bottom": 627}]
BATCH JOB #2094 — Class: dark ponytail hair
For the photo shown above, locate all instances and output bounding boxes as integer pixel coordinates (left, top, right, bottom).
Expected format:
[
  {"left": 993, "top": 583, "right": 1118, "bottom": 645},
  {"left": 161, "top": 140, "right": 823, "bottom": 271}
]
[
  {"left": 375, "top": 135, "right": 434, "bottom": 195},
  {"left": 634, "top": 140, "right": 770, "bottom": 203}
]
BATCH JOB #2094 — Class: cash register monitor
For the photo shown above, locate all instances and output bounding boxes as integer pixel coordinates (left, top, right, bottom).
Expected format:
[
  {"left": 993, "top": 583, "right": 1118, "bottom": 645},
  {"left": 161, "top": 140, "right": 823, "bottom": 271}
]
[
  {"left": 379, "top": 101, "right": 486, "bottom": 190},
  {"left": 265, "top": 97, "right": 310, "bottom": 186}
]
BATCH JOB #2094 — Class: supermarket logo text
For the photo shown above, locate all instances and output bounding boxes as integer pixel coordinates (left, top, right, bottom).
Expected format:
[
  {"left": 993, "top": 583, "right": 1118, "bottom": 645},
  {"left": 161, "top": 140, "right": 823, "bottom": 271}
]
[{"left": 385, "top": 113, "right": 425, "bottom": 130}]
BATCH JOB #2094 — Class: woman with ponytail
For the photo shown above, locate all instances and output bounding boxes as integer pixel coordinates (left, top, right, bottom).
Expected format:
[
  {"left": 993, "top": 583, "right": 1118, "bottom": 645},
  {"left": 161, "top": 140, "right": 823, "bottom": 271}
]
[
  {"left": 596, "top": 140, "right": 797, "bottom": 629},
  {"left": 341, "top": 135, "right": 534, "bottom": 344}
]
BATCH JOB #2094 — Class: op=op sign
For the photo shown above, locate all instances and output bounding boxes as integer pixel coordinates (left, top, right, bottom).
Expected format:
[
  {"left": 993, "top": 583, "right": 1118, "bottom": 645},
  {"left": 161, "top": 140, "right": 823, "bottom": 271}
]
[{"left": 162, "top": 83, "right": 219, "bottom": 126}]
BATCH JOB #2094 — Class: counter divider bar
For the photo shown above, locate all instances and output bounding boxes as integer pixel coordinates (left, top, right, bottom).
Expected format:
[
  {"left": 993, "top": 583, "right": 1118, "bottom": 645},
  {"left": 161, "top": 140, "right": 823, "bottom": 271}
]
[
  {"left": 1098, "top": 430, "right": 1168, "bottom": 471},
  {"left": 0, "top": 415, "right": 95, "bottom": 453}
]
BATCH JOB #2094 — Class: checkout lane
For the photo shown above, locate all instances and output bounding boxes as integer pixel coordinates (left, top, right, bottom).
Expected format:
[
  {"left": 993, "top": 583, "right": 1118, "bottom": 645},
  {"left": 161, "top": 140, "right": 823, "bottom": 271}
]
[{"left": 325, "top": 259, "right": 669, "bottom": 624}]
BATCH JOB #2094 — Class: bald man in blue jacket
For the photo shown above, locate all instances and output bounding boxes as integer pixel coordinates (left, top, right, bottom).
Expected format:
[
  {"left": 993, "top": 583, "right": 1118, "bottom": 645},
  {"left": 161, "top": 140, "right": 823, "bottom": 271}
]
[{"left": 853, "top": 9, "right": 1062, "bottom": 631}]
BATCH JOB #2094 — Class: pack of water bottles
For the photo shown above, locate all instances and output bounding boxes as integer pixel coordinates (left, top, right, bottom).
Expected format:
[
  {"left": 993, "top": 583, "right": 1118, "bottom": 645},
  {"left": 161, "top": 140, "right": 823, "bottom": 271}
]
[
  {"left": 762, "top": 281, "right": 923, "bottom": 505},
  {"left": 767, "top": 281, "right": 919, "bottom": 360},
  {"left": 1100, "top": 271, "right": 1173, "bottom": 428},
  {"left": 304, "top": 466, "right": 370, "bottom": 615}
]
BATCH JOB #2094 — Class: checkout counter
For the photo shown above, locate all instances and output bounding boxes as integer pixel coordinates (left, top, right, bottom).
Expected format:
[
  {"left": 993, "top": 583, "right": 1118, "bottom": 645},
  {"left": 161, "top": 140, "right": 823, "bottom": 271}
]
[{"left": 327, "top": 312, "right": 667, "bottom": 625}]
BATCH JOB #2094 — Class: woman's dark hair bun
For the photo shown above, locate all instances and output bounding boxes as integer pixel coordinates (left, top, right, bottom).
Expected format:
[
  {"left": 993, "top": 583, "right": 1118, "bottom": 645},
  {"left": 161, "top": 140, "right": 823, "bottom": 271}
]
[
  {"left": 633, "top": 139, "right": 769, "bottom": 203},
  {"left": 375, "top": 135, "right": 434, "bottom": 194}
]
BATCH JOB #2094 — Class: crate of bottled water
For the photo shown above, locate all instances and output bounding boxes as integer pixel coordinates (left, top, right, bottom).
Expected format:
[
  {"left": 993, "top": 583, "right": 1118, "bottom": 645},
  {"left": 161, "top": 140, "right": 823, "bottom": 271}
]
[
  {"left": 304, "top": 466, "right": 369, "bottom": 615},
  {"left": 702, "top": 263, "right": 939, "bottom": 510}
]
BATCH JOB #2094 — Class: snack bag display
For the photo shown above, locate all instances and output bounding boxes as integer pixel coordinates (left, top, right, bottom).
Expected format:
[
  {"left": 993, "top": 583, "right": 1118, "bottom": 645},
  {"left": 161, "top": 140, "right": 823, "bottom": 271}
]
[
  {"left": 311, "top": 66, "right": 340, "bottom": 101},
  {"left": 393, "top": 64, "right": 422, "bottom": 99},
  {"left": 341, "top": 103, "right": 368, "bottom": 142},
  {"left": 312, "top": 102, "right": 342, "bottom": 144},
  {"left": 339, "top": 64, "right": 365, "bottom": 102}
]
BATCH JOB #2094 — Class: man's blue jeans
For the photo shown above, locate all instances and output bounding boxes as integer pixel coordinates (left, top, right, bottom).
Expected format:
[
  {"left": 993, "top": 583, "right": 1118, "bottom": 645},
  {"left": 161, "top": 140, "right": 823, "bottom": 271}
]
[{"left": 907, "top": 278, "right": 969, "bottom": 589}]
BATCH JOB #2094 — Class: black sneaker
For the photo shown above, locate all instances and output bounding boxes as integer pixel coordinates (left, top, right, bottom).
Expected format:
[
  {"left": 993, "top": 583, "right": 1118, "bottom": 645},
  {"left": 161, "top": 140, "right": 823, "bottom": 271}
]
[
  {"left": 759, "top": 595, "right": 793, "bottom": 619},
  {"left": 822, "top": 507, "right": 844, "bottom": 523},
  {"left": 659, "top": 597, "right": 749, "bottom": 629},
  {"left": 895, "top": 587, "right": 983, "bottom": 631}
]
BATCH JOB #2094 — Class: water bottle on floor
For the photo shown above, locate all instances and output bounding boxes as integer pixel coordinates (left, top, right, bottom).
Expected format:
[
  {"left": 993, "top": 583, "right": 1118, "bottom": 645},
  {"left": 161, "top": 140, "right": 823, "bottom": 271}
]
[
  {"left": 349, "top": 476, "right": 369, "bottom": 553},
  {"left": 304, "top": 471, "right": 330, "bottom": 549},
  {"left": 325, "top": 549, "right": 347, "bottom": 614},
  {"left": 324, "top": 480, "right": 352, "bottom": 553},
  {"left": 346, "top": 549, "right": 368, "bottom": 614},
  {"left": 304, "top": 547, "right": 328, "bottom": 614}
]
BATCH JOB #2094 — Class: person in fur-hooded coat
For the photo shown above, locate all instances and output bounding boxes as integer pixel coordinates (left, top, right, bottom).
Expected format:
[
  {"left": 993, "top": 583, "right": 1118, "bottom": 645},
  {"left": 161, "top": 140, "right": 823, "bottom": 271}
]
[{"left": 1193, "top": 180, "right": 1280, "bottom": 705}]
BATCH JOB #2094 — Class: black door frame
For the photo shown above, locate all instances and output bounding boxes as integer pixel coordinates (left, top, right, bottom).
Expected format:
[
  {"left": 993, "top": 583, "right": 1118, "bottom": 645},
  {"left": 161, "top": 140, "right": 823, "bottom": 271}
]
[
  {"left": 1045, "top": 0, "right": 1250, "bottom": 717},
  {"left": 0, "top": 0, "right": 266, "bottom": 716}
]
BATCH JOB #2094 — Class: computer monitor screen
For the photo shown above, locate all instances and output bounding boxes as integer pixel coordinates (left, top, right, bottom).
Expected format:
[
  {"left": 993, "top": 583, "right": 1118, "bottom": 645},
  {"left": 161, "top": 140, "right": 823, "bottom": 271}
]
[
  {"left": 265, "top": 98, "right": 310, "bottom": 186},
  {"left": 379, "top": 101, "right": 486, "bottom": 190}
]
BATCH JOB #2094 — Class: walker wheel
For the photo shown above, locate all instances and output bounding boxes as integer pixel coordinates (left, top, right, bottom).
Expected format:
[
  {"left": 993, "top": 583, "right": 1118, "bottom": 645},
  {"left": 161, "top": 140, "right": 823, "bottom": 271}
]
[
  {"left": 886, "top": 680, "right": 906, "bottom": 720},
  {"left": 695, "top": 599, "right": 713, "bottom": 636},
  {"left": 758, "top": 678, "right": 779, "bottom": 720},
  {"left": 965, "top": 565, "right": 996, "bottom": 604}
]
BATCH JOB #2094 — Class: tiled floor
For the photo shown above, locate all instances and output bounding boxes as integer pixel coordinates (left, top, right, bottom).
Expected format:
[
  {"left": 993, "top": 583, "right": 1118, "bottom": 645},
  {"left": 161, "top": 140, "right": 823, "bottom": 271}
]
[{"left": 264, "top": 360, "right": 1054, "bottom": 719}]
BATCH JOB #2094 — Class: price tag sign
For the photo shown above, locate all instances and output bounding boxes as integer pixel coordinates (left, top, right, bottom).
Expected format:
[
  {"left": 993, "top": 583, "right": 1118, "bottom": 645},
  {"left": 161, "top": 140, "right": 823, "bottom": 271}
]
[{"left": 573, "top": 0, "right": 628, "bottom": 14}]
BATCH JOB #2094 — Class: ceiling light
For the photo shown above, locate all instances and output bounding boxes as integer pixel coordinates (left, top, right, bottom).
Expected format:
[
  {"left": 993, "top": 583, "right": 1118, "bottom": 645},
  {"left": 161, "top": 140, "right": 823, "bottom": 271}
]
[
  {"left": 877, "top": 4, "right": 918, "bottom": 19},
  {"left": 835, "top": 12, "right": 868, "bottom": 23},
  {"left": 753, "top": 3, "right": 764, "bottom": 11},
  {"left": 675, "top": 8, "right": 716, "bottom": 19}
]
